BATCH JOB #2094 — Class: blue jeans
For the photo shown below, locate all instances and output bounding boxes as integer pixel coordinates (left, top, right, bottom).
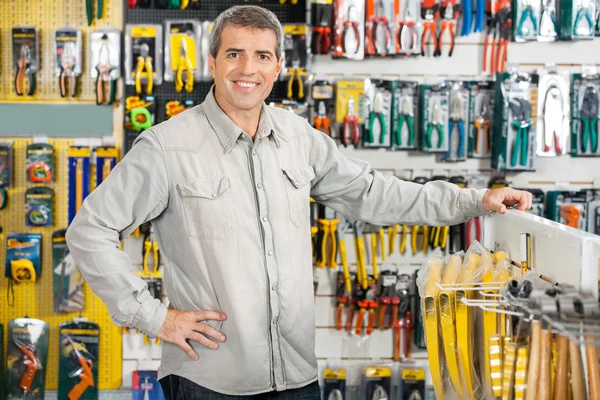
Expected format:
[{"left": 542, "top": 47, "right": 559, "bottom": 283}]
[{"left": 160, "top": 375, "right": 321, "bottom": 400}]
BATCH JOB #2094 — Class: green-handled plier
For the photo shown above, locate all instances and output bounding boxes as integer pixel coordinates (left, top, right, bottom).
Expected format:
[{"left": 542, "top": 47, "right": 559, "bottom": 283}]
[
  {"left": 368, "top": 92, "right": 387, "bottom": 144},
  {"left": 509, "top": 98, "right": 532, "bottom": 167},
  {"left": 395, "top": 97, "right": 414, "bottom": 146},
  {"left": 579, "top": 86, "right": 599, "bottom": 153},
  {"left": 87, "top": 0, "right": 104, "bottom": 26},
  {"left": 425, "top": 101, "right": 444, "bottom": 149}
]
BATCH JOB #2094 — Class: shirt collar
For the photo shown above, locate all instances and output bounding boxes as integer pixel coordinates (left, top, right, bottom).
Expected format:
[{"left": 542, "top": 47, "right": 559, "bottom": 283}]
[{"left": 203, "top": 86, "right": 279, "bottom": 153}]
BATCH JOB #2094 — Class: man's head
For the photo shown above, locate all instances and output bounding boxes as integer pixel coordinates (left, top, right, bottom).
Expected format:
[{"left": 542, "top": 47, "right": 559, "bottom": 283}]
[{"left": 209, "top": 6, "right": 284, "bottom": 115}]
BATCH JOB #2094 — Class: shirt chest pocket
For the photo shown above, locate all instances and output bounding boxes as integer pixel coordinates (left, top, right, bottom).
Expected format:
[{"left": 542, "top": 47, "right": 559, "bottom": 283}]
[
  {"left": 176, "top": 176, "right": 237, "bottom": 240},
  {"left": 282, "top": 165, "right": 315, "bottom": 229}
]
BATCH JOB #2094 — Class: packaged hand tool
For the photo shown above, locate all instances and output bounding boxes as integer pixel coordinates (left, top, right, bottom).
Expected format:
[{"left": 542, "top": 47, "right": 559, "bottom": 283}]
[
  {"left": 12, "top": 26, "right": 39, "bottom": 97},
  {"left": 435, "top": 0, "right": 461, "bottom": 57},
  {"left": 545, "top": 190, "right": 588, "bottom": 230},
  {"left": 571, "top": 68, "right": 600, "bottom": 156},
  {"left": 270, "top": 101, "right": 310, "bottom": 119},
  {"left": 377, "top": 271, "right": 397, "bottom": 330},
  {"left": 90, "top": 29, "right": 121, "bottom": 105},
  {"left": 365, "top": 0, "right": 396, "bottom": 56},
  {"left": 58, "top": 321, "right": 99, "bottom": 400},
  {"left": 139, "top": 226, "right": 163, "bottom": 300},
  {"left": 513, "top": 0, "right": 541, "bottom": 41},
  {"left": 68, "top": 147, "right": 91, "bottom": 225},
  {"left": 398, "top": 366, "right": 427, "bottom": 399},
  {"left": 133, "top": 370, "right": 166, "bottom": 400},
  {"left": 54, "top": 27, "right": 82, "bottom": 98},
  {"left": 395, "top": 0, "right": 421, "bottom": 55},
  {"left": 283, "top": 25, "right": 310, "bottom": 101},
  {"left": 125, "top": 94, "right": 157, "bottom": 132},
  {"left": 53, "top": 229, "right": 85, "bottom": 313},
  {"left": 25, "top": 187, "right": 54, "bottom": 227},
  {"left": 538, "top": 0, "right": 559, "bottom": 40},
  {"left": 391, "top": 81, "right": 418, "bottom": 150},
  {"left": 0, "top": 141, "right": 14, "bottom": 188},
  {"left": 559, "top": 0, "right": 597, "bottom": 39},
  {"left": 411, "top": 269, "right": 427, "bottom": 349},
  {"left": 336, "top": 79, "right": 365, "bottom": 147},
  {"left": 332, "top": 0, "right": 365, "bottom": 59},
  {"left": 199, "top": 21, "right": 212, "bottom": 82},
  {"left": 360, "top": 365, "right": 392, "bottom": 400},
  {"left": 419, "top": 82, "right": 450, "bottom": 153},
  {"left": 468, "top": 80, "right": 495, "bottom": 158},
  {"left": 26, "top": 143, "right": 54, "bottom": 183},
  {"left": 164, "top": 20, "right": 201, "bottom": 92},
  {"left": 312, "top": 0, "right": 333, "bottom": 55},
  {"left": 323, "top": 368, "right": 346, "bottom": 400},
  {"left": 5, "top": 233, "right": 42, "bottom": 284},
  {"left": 312, "top": 80, "right": 335, "bottom": 137},
  {"left": 363, "top": 80, "right": 393, "bottom": 148},
  {"left": 442, "top": 81, "right": 470, "bottom": 162},
  {"left": 5, "top": 318, "right": 49, "bottom": 400},
  {"left": 492, "top": 70, "right": 538, "bottom": 171},
  {"left": 536, "top": 68, "right": 570, "bottom": 156},
  {"left": 94, "top": 146, "right": 118, "bottom": 186},
  {"left": 125, "top": 24, "right": 163, "bottom": 96},
  {"left": 587, "top": 198, "right": 600, "bottom": 235},
  {"left": 420, "top": 0, "right": 441, "bottom": 57},
  {"left": 483, "top": 0, "right": 511, "bottom": 74}
]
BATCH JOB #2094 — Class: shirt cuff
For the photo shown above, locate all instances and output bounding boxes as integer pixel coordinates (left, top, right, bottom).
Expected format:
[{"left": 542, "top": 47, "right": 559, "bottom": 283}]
[
  {"left": 132, "top": 296, "right": 169, "bottom": 338},
  {"left": 459, "top": 188, "right": 488, "bottom": 218}
]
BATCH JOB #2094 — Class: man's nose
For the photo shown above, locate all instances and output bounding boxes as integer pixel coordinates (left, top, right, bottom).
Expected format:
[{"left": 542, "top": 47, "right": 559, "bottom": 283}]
[{"left": 237, "top": 56, "right": 258, "bottom": 76}]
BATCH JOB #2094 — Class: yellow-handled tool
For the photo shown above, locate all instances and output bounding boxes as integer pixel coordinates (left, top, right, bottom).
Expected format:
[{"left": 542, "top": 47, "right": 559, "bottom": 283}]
[{"left": 423, "top": 257, "right": 446, "bottom": 400}]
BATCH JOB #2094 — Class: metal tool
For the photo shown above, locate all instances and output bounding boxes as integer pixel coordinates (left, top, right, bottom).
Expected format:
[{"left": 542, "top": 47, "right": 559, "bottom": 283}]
[
  {"left": 373, "top": 0, "right": 392, "bottom": 56},
  {"left": 420, "top": 2, "right": 439, "bottom": 56},
  {"left": 135, "top": 43, "right": 153, "bottom": 95},
  {"left": 573, "top": 0, "right": 595, "bottom": 36},
  {"left": 579, "top": 85, "right": 599, "bottom": 153},
  {"left": 542, "top": 81, "right": 566, "bottom": 153},
  {"left": 343, "top": 98, "right": 360, "bottom": 147},
  {"left": 86, "top": 0, "right": 104, "bottom": 26},
  {"left": 398, "top": 6, "right": 418, "bottom": 55},
  {"left": 473, "top": 100, "right": 492, "bottom": 154},
  {"left": 448, "top": 95, "right": 465, "bottom": 157},
  {"left": 517, "top": 0, "right": 538, "bottom": 37},
  {"left": 175, "top": 38, "right": 194, "bottom": 93},
  {"left": 425, "top": 101, "right": 445, "bottom": 149},
  {"left": 509, "top": 98, "right": 532, "bottom": 167},
  {"left": 314, "top": 101, "right": 331, "bottom": 135},
  {"left": 59, "top": 42, "right": 77, "bottom": 98},
  {"left": 341, "top": 3, "right": 361, "bottom": 54},
  {"left": 312, "top": 5, "right": 332, "bottom": 54},
  {"left": 95, "top": 38, "right": 116, "bottom": 105},
  {"left": 368, "top": 92, "right": 387, "bottom": 144},
  {"left": 539, "top": 0, "right": 558, "bottom": 37},
  {"left": 395, "top": 97, "right": 415, "bottom": 146},
  {"left": 436, "top": 0, "right": 458, "bottom": 57},
  {"left": 15, "top": 45, "right": 35, "bottom": 96}
]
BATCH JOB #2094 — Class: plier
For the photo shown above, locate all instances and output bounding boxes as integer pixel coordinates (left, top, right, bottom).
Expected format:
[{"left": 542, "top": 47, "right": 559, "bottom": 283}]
[
  {"left": 509, "top": 98, "right": 533, "bottom": 167},
  {"left": 542, "top": 81, "right": 566, "bottom": 153},
  {"left": 86, "top": 0, "right": 104, "bottom": 26},
  {"left": 435, "top": 0, "right": 459, "bottom": 57},
  {"left": 573, "top": 0, "right": 595, "bottom": 36},
  {"left": 175, "top": 38, "right": 194, "bottom": 93},
  {"left": 59, "top": 42, "right": 77, "bottom": 98},
  {"left": 367, "top": 92, "right": 387, "bottom": 144},
  {"left": 312, "top": 5, "right": 332, "bottom": 54},
  {"left": 420, "top": 0, "right": 439, "bottom": 56},
  {"left": 448, "top": 95, "right": 465, "bottom": 157},
  {"left": 314, "top": 101, "right": 331, "bottom": 136},
  {"left": 539, "top": 0, "right": 558, "bottom": 38},
  {"left": 343, "top": 98, "right": 360, "bottom": 147},
  {"left": 341, "top": 3, "right": 361, "bottom": 54},
  {"left": 579, "top": 86, "right": 599, "bottom": 153},
  {"left": 425, "top": 101, "right": 445, "bottom": 149},
  {"left": 397, "top": 6, "right": 418, "bottom": 55},
  {"left": 14, "top": 44, "right": 35, "bottom": 96},
  {"left": 95, "top": 38, "right": 116, "bottom": 105},
  {"left": 368, "top": 0, "right": 391, "bottom": 56},
  {"left": 135, "top": 43, "right": 154, "bottom": 95},
  {"left": 517, "top": 0, "right": 538, "bottom": 37},
  {"left": 395, "top": 97, "right": 414, "bottom": 147},
  {"left": 473, "top": 100, "right": 491, "bottom": 154},
  {"left": 286, "top": 56, "right": 307, "bottom": 100}
]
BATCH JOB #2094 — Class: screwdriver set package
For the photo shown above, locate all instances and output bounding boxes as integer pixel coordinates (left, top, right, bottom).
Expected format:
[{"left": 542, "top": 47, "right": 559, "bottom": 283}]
[
  {"left": 419, "top": 83, "right": 450, "bottom": 153},
  {"left": 559, "top": 0, "right": 597, "bottom": 39},
  {"left": 395, "top": 0, "right": 421, "bottom": 56},
  {"left": 25, "top": 187, "right": 54, "bottom": 227},
  {"left": 322, "top": 367, "right": 347, "bottom": 399},
  {"left": 360, "top": 365, "right": 392, "bottom": 400},
  {"left": 5, "top": 318, "right": 49, "bottom": 400},
  {"left": 468, "top": 80, "right": 495, "bottom": 158},
  {"left": 124, "top": 24, "right": 163, "bottom": 95},
  {"left": 442, "top": 81, "right": 470, "bottom": 162},
  {"left": 312, "top": 80, "right": 335, "bottom": 137},
  {"left": 58, "top": 321, "right": 99, "bottom": 400},
  {"left": 492, "top": 70, "right": 539, "bottom": 171},
  {"left": 282, "top": 24, "right": 310, "bottom": 101},
  {"left": 512, "top": 0, "right": 542, "bottom": 41},
  {"left": 53, "top": 229, "right": 85, "bottom": 313},
  {"left": 0, "top": 141, "right": 14, "bottom": 187},
  {"left": 536, "top": 68, "right": 570, "bottom": 156},
  {"left": 571, "top": 69, "right": 600, "bottom": 157},
  {"left": 12, "top": 26, "right": 40, "bottom": 97},
  {"left": 365, "top": 0, "right": 396, "bottom": 57},
  {"left": 332, "top": 0, "right": 365, "bottom": 60},
  {"left": 311, "top": 0, "right": 333, "bottom": 55},
  {"left": 164, "top": 20, "right": 201, "bottom": 88},
  {"left": 363, "top": 80, "right": 393, "bottom": 148},
  {"left": 391, "top": 81, "right": 419, "bottom": 150},
  {"left": 546, "top": 190, "right": 588, "bottom": 230},
  {"left": 398, "top": 367, "right": 426, "bottom": 400},
  {"left": 54, "top": 27, "right": 83, "bottom": 98},
  {"left": 336, "top": 79, "right": 366, "bottom": 147}
]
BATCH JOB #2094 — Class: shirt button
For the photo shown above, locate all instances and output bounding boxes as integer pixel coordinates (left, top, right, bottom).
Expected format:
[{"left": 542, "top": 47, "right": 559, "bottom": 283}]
[
  {"left": 257, "top": 183, "right": 263, "bottom": 189},
  {"left": 252, "top": 150, "right": 257, "bottom": 155},
  {"left": 262, "top": 217, "right": 268, "bottom": 222},
  {"left": 293, "top": 181, "right": 299, "bottom": 186},
  {"left": 272, "top": 317, "right": 278, "bottom": 324},
  {"left": 268, "top": 250, "right": 273, "bottom": 256},
  {"left": 212, "top": 193, "right": 217, "bottom": 198},
  {"left": 272, "top": 284, "right": 278, "bottom": 291}
]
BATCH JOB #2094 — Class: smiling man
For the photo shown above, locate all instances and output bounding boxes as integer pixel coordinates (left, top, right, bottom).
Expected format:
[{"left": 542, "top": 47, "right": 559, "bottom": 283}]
[{"left": 66, "top": 5, "right": 532, "bottom": 400}]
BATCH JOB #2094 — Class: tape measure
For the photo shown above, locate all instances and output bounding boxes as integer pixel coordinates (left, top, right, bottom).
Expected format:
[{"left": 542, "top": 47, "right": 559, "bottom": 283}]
[
  {"left": 29, "top": 161, "right": 52, "bottom": 182},
  {"left": 27, "top": 206, "right": 50, "bottom": 226},
  {"left": 11, "top": 259, "right": 37, "bottom": 282}
]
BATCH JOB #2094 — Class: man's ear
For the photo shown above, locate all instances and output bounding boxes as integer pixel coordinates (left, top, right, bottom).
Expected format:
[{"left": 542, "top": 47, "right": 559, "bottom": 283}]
[
  {"left": 275, "top": 57, "right": 284, "bottom": 80},
  {"left": 208, "top": 53, "right": 216, "bottom": 79}
]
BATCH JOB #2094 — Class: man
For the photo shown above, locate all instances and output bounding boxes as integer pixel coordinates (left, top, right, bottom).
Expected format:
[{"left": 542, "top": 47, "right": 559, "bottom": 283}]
[{"left": 66, "top": 5, "right": 532, "bottom": 399}]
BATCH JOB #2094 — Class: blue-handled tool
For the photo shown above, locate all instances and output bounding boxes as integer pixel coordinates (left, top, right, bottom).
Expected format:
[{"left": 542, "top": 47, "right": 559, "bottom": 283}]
[
  {"left": 448, "top": 96, "right": 465, "bottom": 158},
  {"left": 474, "top": 0, "right": 485, "bottom": 32},
  {"left": 461, "top": 0, "right": 473, "bottom": 35}
]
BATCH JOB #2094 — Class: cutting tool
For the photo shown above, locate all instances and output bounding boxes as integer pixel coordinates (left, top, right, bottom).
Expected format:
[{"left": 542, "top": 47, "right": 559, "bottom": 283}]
[
  {"left": 14, "top": 44, "right": 35, "bottom": 96},
  {"left": 352, "top": 221, "right": 367, "bottom": 289},
  {"left": 341, "top": 3, "right": 361, "bottom": 54},
  {"left": 420, "top": 1, "right": 439, "bottom": 56},
  {"left": 426, "top": 101, "right": 445, "bottom": 149},
  {"left": 317, "top": 217, "right": 339, "bottom": 269},
  {"left": 95, "top": 39, "right": 116, "bottom": 105},
  {"left": 539, "top": 0, "right": 558, "bottom": 37},
  {"left": 579, "top": 85, "right": 599, "bottom": 153},
  {"left": 398, "top": 6, "right": 418, "bottom": 55},
  {"left": 314, "top": 101, "right": 331, "bottom": 136},
  {"left": 517, "top": 0, "right": 538, "bottom": 37},
  {"left": 422, "top": 258, "right": 445, "bottom": 400},
  {"left": 368, "top": 93, "right": 387, "bottom": 144},
  {"left": 135, "top": 43, "right": 154, "bottom": 95},
  {"left": 542, "top": 81, "right": 567, "bottom": 153},
  {"left": 312, "top": 5, "right": 332, "bottom": 54},
  {"left": 411, "top": 225, "right": 429, "bottom": 254},
  {"left": 395, "top": 97, "right": 414, "bottom": 147},
  {"left": 436, "top": 0, "right": 458, "bottom": 57},
  {"left": 448, "top": 95, "right": 465, "bottom": 157},
  {"left": 59, "top": 42, "right": 77, "bottom": 98},
  {"left": 343, "top": 98, "right": 360, "bottom": 147},
  {"left": 573, "top": 0, "right": 595, "bottom": 36},
  {"left": 175, "top": 38, "right": 194, "bottom": 93},
  {"left": 287, "top": 46, "right": 307, "bottom": 100},
  {"left": 373, "top": 0, "right": 392, "bottom": 56},
  {"left": 473, "top": 101, "right": 492, "bottom": 154},
  {"left": 509, "top": 98, "right": 532, "bottom": 167}
]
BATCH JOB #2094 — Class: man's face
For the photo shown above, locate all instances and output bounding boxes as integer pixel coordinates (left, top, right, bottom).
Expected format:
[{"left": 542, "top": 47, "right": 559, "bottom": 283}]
[{"left": 209, "top": 24, "right": 283, "bottom": 113}]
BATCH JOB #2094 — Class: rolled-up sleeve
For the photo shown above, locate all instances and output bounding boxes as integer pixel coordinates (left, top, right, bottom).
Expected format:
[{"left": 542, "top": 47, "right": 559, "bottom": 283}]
[
  {"left": 65, "top": 130, "right": 169, "bottom": 338},
  {"left": 306, "top": 122, "right": 487, "bottom": 226}
]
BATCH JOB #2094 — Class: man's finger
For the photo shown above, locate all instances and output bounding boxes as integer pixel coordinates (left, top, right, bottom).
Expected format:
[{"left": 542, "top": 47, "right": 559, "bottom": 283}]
[
  {"left": 191, "top": 310, "right": 227, "bottom": 322},
  {"left": 177, "top": 337, "right": 199, "bottom": 360},
  {"left": 498, "top": 203, "right": 507, "bottom": 214},
  {"left": 194, "top": 322, "right": 227, "bottom": 342},
  {"left": 189, "top": 331, "right": 220, "bottom": 350}
]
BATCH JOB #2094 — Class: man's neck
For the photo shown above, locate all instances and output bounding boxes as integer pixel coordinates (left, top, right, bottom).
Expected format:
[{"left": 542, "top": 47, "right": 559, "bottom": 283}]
[{"left": 214, "top": 90, "right": 261, "bottom": 139}]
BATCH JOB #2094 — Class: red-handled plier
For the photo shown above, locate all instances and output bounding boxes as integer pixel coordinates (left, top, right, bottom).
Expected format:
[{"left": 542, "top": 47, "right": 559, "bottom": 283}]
[
  {"left": 421, "top": 0, "right": 440, "bottom": 56},
  {"left": 343, "top": 98, "right": 360, "bottom": 147},
  {"left": 436, "top": 0, "right": 460, "bottom": 57}
]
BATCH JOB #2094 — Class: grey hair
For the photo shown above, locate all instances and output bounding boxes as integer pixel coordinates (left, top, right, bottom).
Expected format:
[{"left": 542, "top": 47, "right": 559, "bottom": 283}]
[{"left": 209, "top": 5, "right": 284, "bottom": 60}]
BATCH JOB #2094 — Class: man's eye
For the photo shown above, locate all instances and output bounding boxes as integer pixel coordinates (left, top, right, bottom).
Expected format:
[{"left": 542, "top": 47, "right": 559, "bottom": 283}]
[
  {"left": 259, "top": 54, "right": 269, "bottom": 60},
  {"left": 227, "top": 53, "right": 238, "bottom": 59}
]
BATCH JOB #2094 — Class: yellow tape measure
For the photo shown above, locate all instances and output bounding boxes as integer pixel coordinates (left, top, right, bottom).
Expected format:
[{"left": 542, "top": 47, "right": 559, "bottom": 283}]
[{"left": 11, "top": 259, "right": 37, "bottom": 282}]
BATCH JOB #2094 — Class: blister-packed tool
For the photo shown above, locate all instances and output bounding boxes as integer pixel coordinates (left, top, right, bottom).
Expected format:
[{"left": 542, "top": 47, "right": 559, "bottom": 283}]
[
  {"left": 571, "top": 68, "right": 600, "bottom": 157},
  {"left": 420, "top": 82, "right": 450, "bottom": 153},
  {"left": 54, "top": 27, "right": 82, "bottom": 98},
  {"left": 442, "top": 81, "right": 469, "bottom": 162},
  {"left": 0, "top": 141, "right": 14, "bottom": 188},
  {"left": 323, "top": 368, "right": 346, "bottom": 400},
  {"left": 398, "top": 367, "right": 427, "bottom": 400},
  {"left": 559, "top": 0, "right": 597, "bottom": 39},
  {"left": 392, "top": 81, "right": 418, "bottom": 150},
  {"left": 336, "top": 79, "right": 365, "bottom": 147},
  {"left": 365, "top": 0, "right": 395, "bottom": 56},
  {"left": 421, "top": 0, "right": 441, "bottom": 56},
  {"left": 58, "top": 321, "right": 99, "bottom": 400},
  {"left": 333, "top": 0, "right": 365, "bottom": 59},
  {"left": 395, "top": 0, "right": 421, "bottom": 55},
  {"left": 537, "top": 68, "right": 570, "bottom": 156},
  {"left": 125, "top": 24, "right": 163, "bottom": 96},
  {"left": 546, "top": 190, "right": 589, "bottom": 230},
  {"left": 53, "top": 229, "right": 85, "bottom": 313},
  {"left": 360, "top": 365, "right": 392, "bottom": 400},
  {"left": 435, "top": 0, "right": 461, "bottom": 57},
  {"left": 312, "top": 80, "right": 335, "bottom": 136},
  {"left": 12, "top": 26, "right": 39, "bottom": 97},
  {"left": 26, "top": 143, "right": 55, "bottom": 183},
  {"left": 90, "top": 29, "right": 120, "bottom": 105},
  {"left": 164, "top": 20, "right": 201, "bottom": 92},
  {"left": 25, "top": 187, "right": 54, "bottom": 227},
  {"left": 282, "top": 25, "right": 310, "bottom": 100},
  {"left": 587, "top": 197, "right": 600, "bottom": 235},
  {"left": 469, "top": 80, "right": 494, "bottom": 158},
  {"left": 538, "top": 0, "right": 558, "bottom": 40},
  {"left": 520, "top": 188, "right": 545, "bottom": 216},
  {"left": 514, "top": 0, "right": 541, "bottom": 41},
  {"left": 364, "top": 80, "right": 393, "bottom": 148},
  {"left": 312, "top": 0, "right": 333, "bottom": 55}
]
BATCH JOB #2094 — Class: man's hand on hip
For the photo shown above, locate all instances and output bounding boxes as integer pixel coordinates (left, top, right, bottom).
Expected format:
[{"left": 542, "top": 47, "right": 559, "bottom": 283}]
[
  {"left": 157, "top": 309, "right": 227, "bottom": 360},
  {"left": 482, "top": 187, "right": 533, "bottom": 214}
]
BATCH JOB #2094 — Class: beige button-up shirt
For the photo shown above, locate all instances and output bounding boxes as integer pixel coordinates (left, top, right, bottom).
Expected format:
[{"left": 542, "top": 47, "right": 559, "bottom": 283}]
[{"left": 66, "top": 87, "right": 487, "bottom": 395}]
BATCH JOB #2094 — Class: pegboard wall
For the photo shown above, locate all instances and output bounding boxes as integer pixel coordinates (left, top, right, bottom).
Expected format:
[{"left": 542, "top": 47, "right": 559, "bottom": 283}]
[
  {"left": 0, "top": 0, "right": 123, "bottom": 102},
  {"left": 0, "top": 139, "right": 123, "bottom": 390},
  {"left": 123, "top": 0, "right": 307, "bottom": 152}
]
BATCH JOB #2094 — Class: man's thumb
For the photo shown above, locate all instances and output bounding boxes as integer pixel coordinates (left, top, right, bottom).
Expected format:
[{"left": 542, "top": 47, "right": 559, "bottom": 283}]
[{"left": 497, "top": 203, "right": 507, "bottom": 214}]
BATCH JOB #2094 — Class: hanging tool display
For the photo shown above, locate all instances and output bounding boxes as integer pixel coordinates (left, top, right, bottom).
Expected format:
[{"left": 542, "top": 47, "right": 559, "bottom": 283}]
[
  {"left": 469, "top": 81, "right": 494, "bottom": 158},
  {"left": 95, "top": 146, "right": 118, "bottom": 186},
  {"left": 283, "top": 25, "right": 310, "bottom": 100},
  {"left": 336, "top": 79, "right": 364, "bottom": 147},
  {"left": 0, "top": 141, "right": 14, "bottom": 191},
  {"left": 443, "top": 83, "right": 469, "bottom": 162},
  {"left": 26, "top": 143, "right": 54, "bottom": 183},
  {"left": 312, "top": 80, "right": 335, "bottom": 138},
  {"left": 126, "top": 24, "right": 162, "bottom": 97},
  {"left": 58, "top": 322, "right": 99, "bottom": 400},
  {"left": 165, "top": 20, "right": 200, "bottom": 93},
  {"left": 314, "top": 101, "right": 332, "bottom": 136},
  {"left": 5, "top": 233, "right": 42, "bottom": 287},
  {"left": 86, "top": 0, "right": 105, "bottom": 26},
  {"left": 392, "top": 81, "right": 418, "bottom": 149},
  {"left": 420, "top": 83, "right": 450, "bottom": 153},
  {"left": 421, "top": 0, "right": 440, "bottom": 56},
  {"left": 537, "top": 69, "right": 570, "bottom": 156},
  {"left": 483, "top": 2, "right": 511, "bottom": 74},
  {"left": 91, "top": 30, "right": 120, "bottom": 105},
  {"left": 312, "top": 0, "right": 333, "bottom": 54},
  {"left": 333, "top": 0, "right": 364, "bottom": 59},
  {"left": 396, "top": 0, "right": 420, "bottom": 55},
  {"left": 571, "top": 69, "right": 600, "bottom": 156},
  {"left": 12, "top": 26, "right": 39, "bottom": 97},
  {"left": 25, "top": 187, "right": 54, "bottom": 227},
  {"left": 435, "top": 0, "right": 460, "bottom": 57},
  {"left": 322, "top": 368, "right": 346, "bottom": 400},
  {"left": 538, "top": 0, "right": 558, "bottom": 40},
  {"left": 560, "top": 0, "right": 597, "bottom": 39},
  {"left": 546, "top": 190, "right": 588, "bottom": 230},
  {"left": 366, "top": 0, "right": 394, "bottom": 56},
  {"left": 361, "top": 365, "right": 392, "bottom": 399},
  {"left": 68, "top": 147, "right": 91, "bottom": 225},
  {"left": 364, "top": 81, "right": 392, "bottom": 147},
  {"left": 55, "top": 28, "right": 82, "bottom": 98},
  {"left": 509, "top": 98, "right": 534, "bottom": 167},
  {"left": 514, "top": 0, "right": 540, "bottom": 41}
]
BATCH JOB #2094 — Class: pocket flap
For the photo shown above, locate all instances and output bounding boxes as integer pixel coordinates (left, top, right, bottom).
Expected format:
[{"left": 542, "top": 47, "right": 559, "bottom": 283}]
[
  {"left": 177, "top": 176, "right": 231, "bottom": 199},
  {"left": 283, "top": 165, "right": 315, "bottom": 189}
]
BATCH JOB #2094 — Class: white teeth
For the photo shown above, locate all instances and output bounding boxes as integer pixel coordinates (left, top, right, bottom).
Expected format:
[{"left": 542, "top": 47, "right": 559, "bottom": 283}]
[{"left": 236, "top": 81, "right": 257, "bottom": 88}]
